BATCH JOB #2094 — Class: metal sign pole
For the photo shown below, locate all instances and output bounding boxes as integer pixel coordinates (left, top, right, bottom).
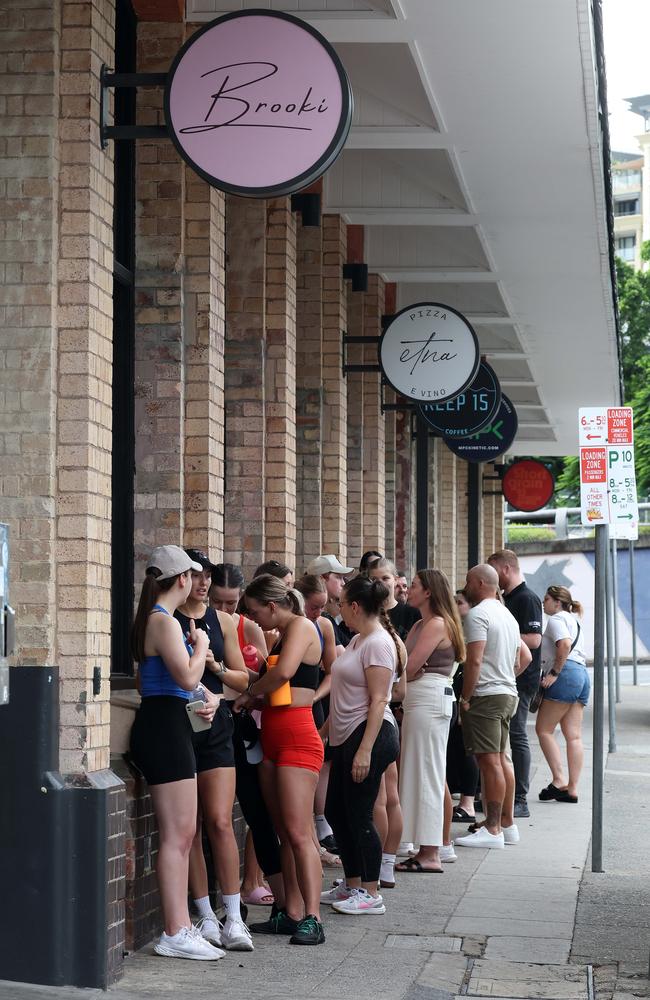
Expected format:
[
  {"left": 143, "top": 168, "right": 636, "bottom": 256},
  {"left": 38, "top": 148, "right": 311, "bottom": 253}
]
[
  {"left": 611, "top": 538, "right": 621, "bottom": 703},
  {"left": 630, "top": 539, "right": 638, "bottom": 685},
  {"left": 592, "top": 523, "right": 608, "bottom": 873},
  {"left": 605, "top": 535, "right": 617, "bottom": 753}
]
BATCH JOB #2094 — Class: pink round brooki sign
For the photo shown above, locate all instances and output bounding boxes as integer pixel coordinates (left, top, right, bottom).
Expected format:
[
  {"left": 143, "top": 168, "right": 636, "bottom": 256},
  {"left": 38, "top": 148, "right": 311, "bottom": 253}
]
[{"left": 164, "top": 11, "right": 353, "bottom": 198}]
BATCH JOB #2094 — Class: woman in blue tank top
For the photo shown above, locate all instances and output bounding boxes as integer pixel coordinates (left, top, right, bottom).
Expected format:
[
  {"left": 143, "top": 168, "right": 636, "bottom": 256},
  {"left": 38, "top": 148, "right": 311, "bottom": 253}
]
[{"left": 129, "top": 545, "right": 225, "bottom": 963}]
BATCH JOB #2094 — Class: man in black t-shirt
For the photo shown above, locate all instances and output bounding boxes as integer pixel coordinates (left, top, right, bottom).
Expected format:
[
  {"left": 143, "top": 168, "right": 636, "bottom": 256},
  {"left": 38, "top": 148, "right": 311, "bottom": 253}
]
[{"left": 488, "top": 549, "right": 543, "bottom": 819}]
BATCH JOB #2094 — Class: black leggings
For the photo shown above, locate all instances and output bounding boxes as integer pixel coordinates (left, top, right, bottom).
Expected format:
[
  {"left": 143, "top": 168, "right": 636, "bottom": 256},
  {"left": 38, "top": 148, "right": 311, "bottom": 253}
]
[
  {"left": 446, "top": 717, "right": 480, "bottom": 797},
  {"left": 325, "top": 719, "right": 399, "bottom": 883},
  {"left": 232, "top": 713, "right": 282, "bottom": 879}
]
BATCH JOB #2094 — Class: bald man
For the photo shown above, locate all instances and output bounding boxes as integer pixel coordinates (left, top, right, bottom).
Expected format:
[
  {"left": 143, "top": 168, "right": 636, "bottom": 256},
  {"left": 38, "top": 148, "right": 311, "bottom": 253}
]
[{"left": 455, "top": 564, "right": 527, "bottom": 851}]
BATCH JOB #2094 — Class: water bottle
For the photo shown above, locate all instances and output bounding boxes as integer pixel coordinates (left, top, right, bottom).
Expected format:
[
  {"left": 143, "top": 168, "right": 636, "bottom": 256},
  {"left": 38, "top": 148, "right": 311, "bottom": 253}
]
[{"left": 242, "top": 644, "right": 260, "bottom": 671}]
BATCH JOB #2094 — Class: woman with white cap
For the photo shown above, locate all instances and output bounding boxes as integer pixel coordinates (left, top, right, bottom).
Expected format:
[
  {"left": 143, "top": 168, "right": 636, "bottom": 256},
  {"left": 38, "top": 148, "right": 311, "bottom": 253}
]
[{"left": 129, "top": 545, "right": 225, "bottom": 961}]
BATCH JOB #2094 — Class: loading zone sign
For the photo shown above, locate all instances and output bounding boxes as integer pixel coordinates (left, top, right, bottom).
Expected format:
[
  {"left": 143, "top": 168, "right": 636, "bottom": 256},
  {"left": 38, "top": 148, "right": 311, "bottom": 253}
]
[{"left": 579, "top": 407, "right": 638, "bottom": 537}]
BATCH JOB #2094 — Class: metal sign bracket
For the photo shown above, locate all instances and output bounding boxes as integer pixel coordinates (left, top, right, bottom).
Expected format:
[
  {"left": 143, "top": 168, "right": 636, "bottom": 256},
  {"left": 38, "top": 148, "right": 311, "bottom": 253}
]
[
  {"left": 341, "top": 334, "right": 381, "bottom": 377},
  {"left": 100, "top": 65, "right": 169, "bottom": 149}
]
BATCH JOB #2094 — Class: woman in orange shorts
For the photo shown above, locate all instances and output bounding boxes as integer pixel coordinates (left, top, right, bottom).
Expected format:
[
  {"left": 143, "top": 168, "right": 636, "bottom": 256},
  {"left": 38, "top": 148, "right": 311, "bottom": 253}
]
[{"left": 234, "top": 574, "right": 325, "bottom": 946}]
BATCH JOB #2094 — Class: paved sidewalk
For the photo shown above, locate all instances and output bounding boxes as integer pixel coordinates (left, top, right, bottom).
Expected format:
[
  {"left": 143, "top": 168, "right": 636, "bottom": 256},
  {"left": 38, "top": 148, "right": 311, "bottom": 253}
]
[{"left": 2, "top": 689, "right": 649, "bottom": 1000}]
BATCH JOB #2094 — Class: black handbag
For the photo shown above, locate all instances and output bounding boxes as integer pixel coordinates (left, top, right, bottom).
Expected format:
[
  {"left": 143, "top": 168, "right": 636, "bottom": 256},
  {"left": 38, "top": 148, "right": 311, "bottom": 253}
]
[{"left": 528, "top": 621, "right": 581, "bottom": 714}]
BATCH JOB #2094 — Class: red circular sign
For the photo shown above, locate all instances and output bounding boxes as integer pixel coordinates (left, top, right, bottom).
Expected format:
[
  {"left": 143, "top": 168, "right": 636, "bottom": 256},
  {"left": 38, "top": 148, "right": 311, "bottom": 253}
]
[{"left": 502, "top": 460, "right": 554, "bottom": 512}]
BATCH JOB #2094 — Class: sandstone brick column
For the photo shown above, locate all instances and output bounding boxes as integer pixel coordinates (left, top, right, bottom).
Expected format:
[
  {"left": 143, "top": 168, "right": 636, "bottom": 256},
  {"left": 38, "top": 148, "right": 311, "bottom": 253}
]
[
  {"left": 224, "top": 196, "right": 267, "bottom": 576},
  {"left": 0, "top": 0, "right": 60, "bottom": 666},
  {"left": 346, "top": 284, "right": 365, "bottom": 565},
  {"left": 361, "top": 273, "right": 385, "bottom": 553},
  {"left": 264, "top": 199, "right": 297, "bottom": 568},
  {"left": 295, "top": 222, "right": 323, "bottom": 573},
  {"left": 56, "top": 0, "right": 115, "bottom": 772},
  {"left": 482, "top": 462, "right": 504, "bottom": 557},
  {"left": 133, "top": 22, "right": 185, "bottom": 570},
  {"left": 321, "top": 215, "right": 348, "bottom": 559},
  {"left": 182, "top": 166, "right": 226, "bottom": 559},
  {"left": 435, "top": 441, "right": 458, "bottom": 582},
  {"left": 494, "top": 492, "right": 505, "bottom": 550},
  {"left": 384, "top": 388, "right": 397, "bottom": 562},
  {"left": 456, "top": 458, "right": 469, "bottom": 584},
  {"left": 394, "top": 410, "right": 414, "bottom": 576}
]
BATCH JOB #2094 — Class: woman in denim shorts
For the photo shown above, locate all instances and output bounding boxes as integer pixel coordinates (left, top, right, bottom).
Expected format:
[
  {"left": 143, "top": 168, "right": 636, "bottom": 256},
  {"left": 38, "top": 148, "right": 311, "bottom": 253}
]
[{"left": 536, "top": 586, "right": 590, "bottom": 804}]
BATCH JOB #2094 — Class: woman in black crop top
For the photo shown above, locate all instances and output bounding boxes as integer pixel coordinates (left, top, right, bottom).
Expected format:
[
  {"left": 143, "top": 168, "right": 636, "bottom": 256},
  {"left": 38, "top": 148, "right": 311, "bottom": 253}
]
[
  {"left": 234, "top": 574, "right": 326, "bottom": 947},
  {"left": 173, "top": 550, "right": 254, "bottom": 952}
]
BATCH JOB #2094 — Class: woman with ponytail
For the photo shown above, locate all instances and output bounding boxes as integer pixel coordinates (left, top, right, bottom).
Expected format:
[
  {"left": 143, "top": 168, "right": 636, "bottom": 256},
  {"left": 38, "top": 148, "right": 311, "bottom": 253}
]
[
  {"left": 320, "top": 576, "right": 405, "bottom": 916},
  {"left": 396, "top": 570, "right": 465, "bottom": 874},
  {"left": 233, "top": 574, "right": 326, "bottom": 946},
  {"left": 536, "top": 586, "right": 589, "bottom": 803},
  {"left": 129, "top": 546, "right": 225, "bottom": 961}
]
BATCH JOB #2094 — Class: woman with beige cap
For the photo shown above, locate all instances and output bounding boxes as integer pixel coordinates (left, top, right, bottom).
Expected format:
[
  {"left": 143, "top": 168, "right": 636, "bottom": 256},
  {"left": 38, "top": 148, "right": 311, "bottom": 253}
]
[{"left": 129, "top": 545, "right": 225, "bottom": 962}]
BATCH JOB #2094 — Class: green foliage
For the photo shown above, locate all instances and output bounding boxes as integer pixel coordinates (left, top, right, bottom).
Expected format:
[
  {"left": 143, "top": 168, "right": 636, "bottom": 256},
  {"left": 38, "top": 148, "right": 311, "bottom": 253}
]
[
  {"left": 506, "top": 525, "right": 556, "bottom": 543},
  {"left": 559, "top": 240, "right": 650, "bottom": 501}
]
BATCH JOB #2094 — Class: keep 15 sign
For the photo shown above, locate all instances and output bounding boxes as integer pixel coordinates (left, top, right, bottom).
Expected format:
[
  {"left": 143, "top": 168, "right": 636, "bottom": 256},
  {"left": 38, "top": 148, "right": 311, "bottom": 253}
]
[{"left": 579, "top": 406, "right": 638, "bottom": 538}]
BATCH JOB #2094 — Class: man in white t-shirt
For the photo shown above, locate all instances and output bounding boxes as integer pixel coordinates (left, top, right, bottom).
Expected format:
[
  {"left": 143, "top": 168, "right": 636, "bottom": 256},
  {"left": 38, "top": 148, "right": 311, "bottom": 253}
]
[{"left": 455, "top": 564, "right": 525, "bottom": 851}]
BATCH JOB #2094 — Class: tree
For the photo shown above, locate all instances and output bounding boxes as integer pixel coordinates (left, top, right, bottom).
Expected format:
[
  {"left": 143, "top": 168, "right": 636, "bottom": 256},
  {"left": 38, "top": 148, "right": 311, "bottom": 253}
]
[{"left": 557, "top": 242, "right": 650, "bottom": 502}]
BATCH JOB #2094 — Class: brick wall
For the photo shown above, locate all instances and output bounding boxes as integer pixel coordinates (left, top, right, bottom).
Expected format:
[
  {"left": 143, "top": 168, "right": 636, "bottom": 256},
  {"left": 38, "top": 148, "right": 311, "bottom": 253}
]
[
  {"left": 455, "top": 458, "right": 469, "bottom": 585},
  {"left": 295, "top": 221, "right": 323, "bottom": 573},
  {"left": 435, "top": 441, "right": 457, "bottom": 581},
  {"left": 0, "top": 0, "right": 60, "bottom": 667},
  {"left": 346, "top": 283, "right": 364, "bottom": 565},
  {"left": 321, "top": 215, "right": 348, "bottom": 559},
  {"left": 394, "top": 409, "right": 414, "bottom": 576},
  {"left": 361, "top": 274, "right": 385, "bottom": 553}
]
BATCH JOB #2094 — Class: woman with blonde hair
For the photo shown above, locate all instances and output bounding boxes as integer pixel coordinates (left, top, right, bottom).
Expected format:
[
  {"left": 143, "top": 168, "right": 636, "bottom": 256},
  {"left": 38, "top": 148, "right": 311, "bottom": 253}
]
[
  {"left": 536, "top": 585, "right": 588, "bottom": 804},
  {"left": 396, "top": 570, "right": 465, "bottom": 873}
]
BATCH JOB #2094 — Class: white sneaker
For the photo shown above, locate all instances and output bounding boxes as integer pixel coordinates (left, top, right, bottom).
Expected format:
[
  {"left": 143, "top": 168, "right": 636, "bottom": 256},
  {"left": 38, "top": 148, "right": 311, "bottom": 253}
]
[
  {"left": 221, "top": 916, "right": 254, "bottom": 951},
  {"left": 440, "top": 844, "right": 457, "bottom": 863},
  {"left": 195, "top": 913, "right": 222, "bottom": 946},
  {"left": 154, "top": 925, "right": 225, "bottom": 960},
  {"left": 455, "top": 827, "right": 505, "bottom": 850},
  {"left": 332, "top": 888, "right": 386, "bottom": 915},
  {"left": 321, "top": 881, "right": 354, "bottom": 906},
  {"left": 397, "top": 842, "right": 414, "bottom": 857},
  {"left": 502, "top": 823, "right": 520, "bottom": 845}
]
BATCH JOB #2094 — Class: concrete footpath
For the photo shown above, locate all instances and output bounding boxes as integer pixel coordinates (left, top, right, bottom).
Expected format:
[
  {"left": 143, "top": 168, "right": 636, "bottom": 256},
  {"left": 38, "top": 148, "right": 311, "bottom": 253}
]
[{"left": 2, "top": 685, "right": 650, "bottom": 1000}]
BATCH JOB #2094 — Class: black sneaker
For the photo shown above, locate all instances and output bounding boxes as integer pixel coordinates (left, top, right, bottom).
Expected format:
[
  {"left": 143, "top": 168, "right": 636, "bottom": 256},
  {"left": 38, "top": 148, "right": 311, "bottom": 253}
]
[
  {"left": 249, "top": 907, "right": 299, "bottom": 936},
  {"left": 513, "top": 800, "right": 530, "bottom": 818},
  {"left": 318, "top": 834, "right": 339, "bottom": 854},
  {"left": 290, "top": 915, "right": 325, "bottom": 946}
]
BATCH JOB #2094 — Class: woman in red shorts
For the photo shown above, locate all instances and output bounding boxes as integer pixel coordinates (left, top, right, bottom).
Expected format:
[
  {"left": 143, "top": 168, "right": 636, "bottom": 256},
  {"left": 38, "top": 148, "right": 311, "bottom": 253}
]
[{"left": 234, "top": 574, "right": 325, "bottom": 946}]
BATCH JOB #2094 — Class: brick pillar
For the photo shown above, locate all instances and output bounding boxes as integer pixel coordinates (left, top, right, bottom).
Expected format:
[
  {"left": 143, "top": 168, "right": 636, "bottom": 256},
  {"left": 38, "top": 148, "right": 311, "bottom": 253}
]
[
  {"left": 133, "top": 22, "right": 185, "bottom": 568},
  {"left": 321, "top": 215, "right": 348, "bottom": 558},
  {"left": 384, "top": 388, "right": 397, "bottom": 561},
  {"left": 494, "top": 492, "right": 505, "bottom": 549},
  {"left": 224, "top": 196, "right": 267, "bottom": 576},
  {"left": 394, "top": 410, "right": 414, "bottom": 576},
  {"left": 435, "top": 441, "right": 457, "bottom": 581},
  {"left": 182, "top": 166, "right": 226, "bottom": 558},
  {"left": 56, "top": 0, "right": 115, "bottom": 772},
  {"left": 346, "top": 284, "right": 364, "bottom": 565},
  {"left": 264, "top": 199, "right": 297, "bottom": 567},
  {"left": 295, "top": 222, "right": 323, "bottom": 573},
  {"left": 0, "top": 0, "right": 59, "bottom": 666},
  {"left": 362, "top": 273, "right": 385, "bottom": 552},
  {"left": 456, "top": 458, "right": 469, "bottom": 582}
]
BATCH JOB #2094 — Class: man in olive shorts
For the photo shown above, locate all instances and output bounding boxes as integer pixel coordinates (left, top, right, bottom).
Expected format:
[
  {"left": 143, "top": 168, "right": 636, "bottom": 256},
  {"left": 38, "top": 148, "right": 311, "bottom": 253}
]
[{"left": 455, "top": 564, "right": 523, "bottom": 850}]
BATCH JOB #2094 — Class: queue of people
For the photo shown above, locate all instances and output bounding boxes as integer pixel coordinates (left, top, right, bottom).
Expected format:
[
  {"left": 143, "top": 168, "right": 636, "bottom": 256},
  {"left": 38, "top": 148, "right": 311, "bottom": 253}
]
[{"left": 127, "top": 543, "right": 589, "bottom": 960}]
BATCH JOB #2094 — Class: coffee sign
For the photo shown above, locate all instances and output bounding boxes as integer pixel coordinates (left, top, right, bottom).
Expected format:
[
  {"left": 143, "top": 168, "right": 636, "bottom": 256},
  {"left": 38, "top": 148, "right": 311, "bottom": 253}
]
[
  {"left": 165, "top": 11, "right": 353, "bottom": 197},
  {"left": 418, "top": 361, "right": 501, "bottom": 437},
  {"left": 379, "top": 303, "right": 480, "bottom": 403}
]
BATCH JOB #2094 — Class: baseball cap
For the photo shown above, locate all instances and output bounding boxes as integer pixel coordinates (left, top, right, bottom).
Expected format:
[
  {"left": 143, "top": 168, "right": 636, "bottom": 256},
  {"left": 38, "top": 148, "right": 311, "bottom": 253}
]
[
  {"left": 146, "top": 545, "right": 203, "bottom": 581},
  {"left": 184, "top": 548, "right": 213, "bottom": 572},
  {"left": 306, "top": 554, "right": 354, "bottom": 576}
]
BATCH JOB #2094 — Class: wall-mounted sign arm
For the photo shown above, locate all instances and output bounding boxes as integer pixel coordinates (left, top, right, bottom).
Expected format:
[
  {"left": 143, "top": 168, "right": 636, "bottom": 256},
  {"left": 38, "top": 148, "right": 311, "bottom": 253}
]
[
  {"left": 100, "top": 66, "right": 168, "bottom": 149},
  {"left": 343, "top": 263, "right": 368, "bottom": 292},
  {"left": 341, "top": 334, "right": 380, "bottom": 377},
  {"left": 291, "top": 193, "right": 321, "bottom": 228}
]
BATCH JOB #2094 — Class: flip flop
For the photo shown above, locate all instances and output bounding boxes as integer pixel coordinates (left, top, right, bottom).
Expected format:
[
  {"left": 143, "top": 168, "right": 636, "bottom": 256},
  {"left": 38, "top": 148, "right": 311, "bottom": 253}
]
[
  {"left": 452, "top": 807, "right": 476, "bottom": 823},
  {"left": 242, "top": 886, "right": 275, "bottom": 906},
  {"left": 395, "top": 858, "right": 443, "bottom": 874}
]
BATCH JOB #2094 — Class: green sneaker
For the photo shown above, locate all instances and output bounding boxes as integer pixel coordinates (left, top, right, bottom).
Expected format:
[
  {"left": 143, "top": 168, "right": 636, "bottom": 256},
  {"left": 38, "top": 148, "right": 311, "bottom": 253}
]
[
  {"left": 289, "top": 915, "right": 325, "bottom": 946},
  {"left": 249, "top": 908, "right": 299, "bottom": 936}
]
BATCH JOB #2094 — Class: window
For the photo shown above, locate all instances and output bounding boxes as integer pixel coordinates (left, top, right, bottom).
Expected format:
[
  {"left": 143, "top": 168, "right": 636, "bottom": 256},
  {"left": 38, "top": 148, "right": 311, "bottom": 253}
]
[
  {"left": 616, "top": 236, "right": 636, "bottom": 262},
  {"left": 614, "top": 199, "right": 639, "bottom": 216}
]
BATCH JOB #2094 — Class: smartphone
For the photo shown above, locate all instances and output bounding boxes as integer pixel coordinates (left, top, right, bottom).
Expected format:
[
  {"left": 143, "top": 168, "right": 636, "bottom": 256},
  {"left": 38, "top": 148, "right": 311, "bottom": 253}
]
[{"left": 186, "top": 700, "right": 212, "bottom": 733}]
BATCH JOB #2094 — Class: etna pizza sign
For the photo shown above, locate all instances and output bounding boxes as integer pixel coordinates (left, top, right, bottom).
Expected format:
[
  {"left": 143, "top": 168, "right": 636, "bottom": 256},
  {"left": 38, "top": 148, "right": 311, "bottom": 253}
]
[{"left": 164, "top": 11, "right": 353, "bottom": 197}]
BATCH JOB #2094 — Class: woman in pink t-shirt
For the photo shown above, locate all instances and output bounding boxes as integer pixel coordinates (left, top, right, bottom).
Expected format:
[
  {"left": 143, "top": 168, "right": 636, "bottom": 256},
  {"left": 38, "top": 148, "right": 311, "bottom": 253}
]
[{"left": 321, "top": 576, "right": 406, "bottom": 916}]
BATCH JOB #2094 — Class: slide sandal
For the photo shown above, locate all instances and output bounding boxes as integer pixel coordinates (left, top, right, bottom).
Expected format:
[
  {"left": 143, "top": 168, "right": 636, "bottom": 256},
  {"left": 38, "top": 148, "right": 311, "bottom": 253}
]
[
  {"left": 242, "top": 886, "right": 275, "bottom": 906},
  {"left": 395, "top": 858, "right": 443, "bottom": 874}
]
